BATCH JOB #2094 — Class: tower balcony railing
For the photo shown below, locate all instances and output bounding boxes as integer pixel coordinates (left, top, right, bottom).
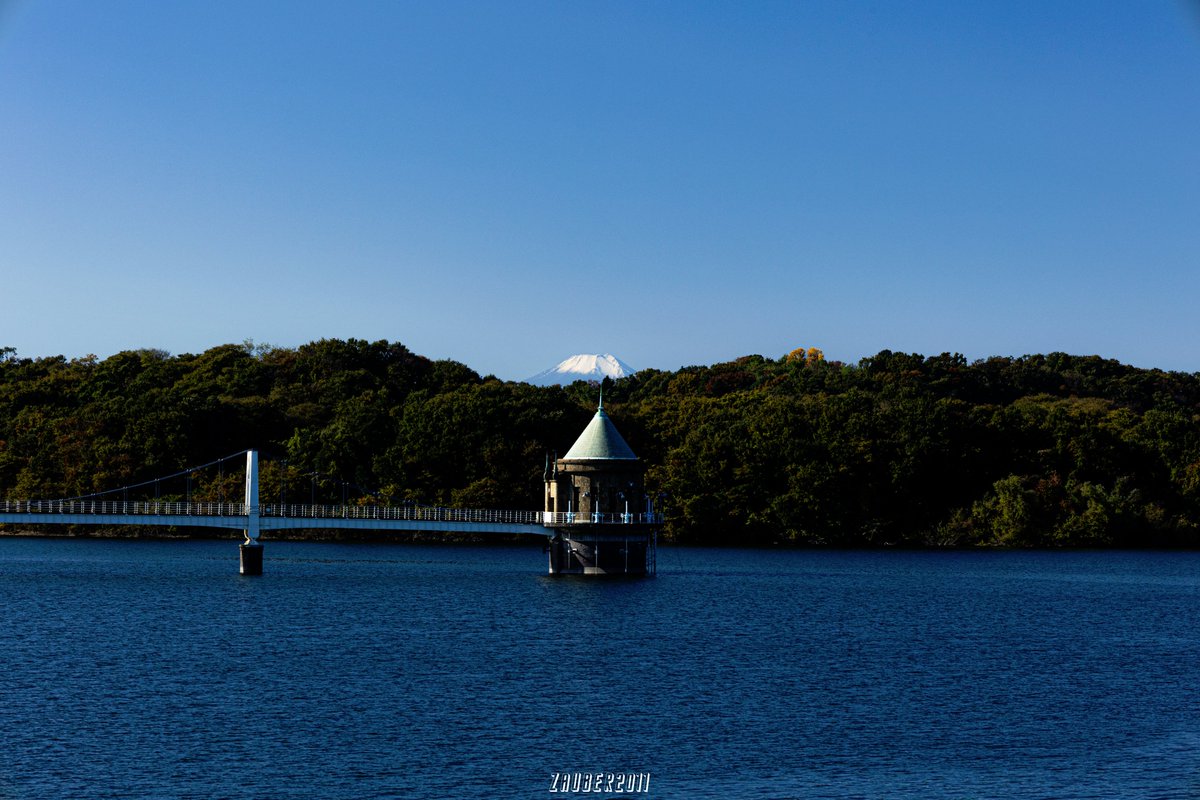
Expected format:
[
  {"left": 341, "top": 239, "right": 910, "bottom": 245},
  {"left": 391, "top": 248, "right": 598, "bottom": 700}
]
[{"left": 540, "top": 511, "right": 663, "bottom": 526}]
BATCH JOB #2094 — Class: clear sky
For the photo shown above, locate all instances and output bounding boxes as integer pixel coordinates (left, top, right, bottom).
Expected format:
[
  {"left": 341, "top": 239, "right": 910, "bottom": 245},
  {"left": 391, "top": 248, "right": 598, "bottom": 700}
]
[{"left": 2, "top": 1, "right": 1198, "bottom": 379}]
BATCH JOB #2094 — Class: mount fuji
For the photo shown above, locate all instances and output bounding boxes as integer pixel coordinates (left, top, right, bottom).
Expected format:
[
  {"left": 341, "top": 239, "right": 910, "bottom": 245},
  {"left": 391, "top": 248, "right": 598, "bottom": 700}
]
[{"left": 524, "top": 353, "right": 636, "bottom": 386}]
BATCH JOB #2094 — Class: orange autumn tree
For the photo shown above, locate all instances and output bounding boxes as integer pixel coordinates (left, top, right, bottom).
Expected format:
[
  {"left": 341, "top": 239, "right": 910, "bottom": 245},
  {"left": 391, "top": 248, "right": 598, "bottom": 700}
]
[{"left": 786, "top": 346, "right": 825, "bottom": 365}]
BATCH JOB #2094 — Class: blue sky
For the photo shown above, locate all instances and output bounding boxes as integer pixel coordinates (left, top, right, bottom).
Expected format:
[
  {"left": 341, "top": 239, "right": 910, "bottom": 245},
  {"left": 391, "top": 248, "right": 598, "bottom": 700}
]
[{"left": 2, "top": 1, "right": 1198, "bottom": 379}]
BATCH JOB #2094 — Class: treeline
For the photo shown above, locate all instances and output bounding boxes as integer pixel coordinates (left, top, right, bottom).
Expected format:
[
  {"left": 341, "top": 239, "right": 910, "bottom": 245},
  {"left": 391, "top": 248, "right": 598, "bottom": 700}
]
[{"left": 2, "top": 341, "right": 1199, "bottom": 547}]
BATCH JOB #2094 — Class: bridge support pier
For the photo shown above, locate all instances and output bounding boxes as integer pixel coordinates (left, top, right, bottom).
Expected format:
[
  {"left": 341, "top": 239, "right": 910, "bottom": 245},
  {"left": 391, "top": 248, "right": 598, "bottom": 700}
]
[{"left": 239, "top": 541, "right": 263, "bottom": 576}]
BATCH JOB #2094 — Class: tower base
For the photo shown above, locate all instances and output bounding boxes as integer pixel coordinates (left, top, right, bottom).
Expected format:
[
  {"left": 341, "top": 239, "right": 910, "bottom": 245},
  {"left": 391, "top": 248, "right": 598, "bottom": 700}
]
[{"left": 547, "top": 527, "right": 656, "bottom": 576}]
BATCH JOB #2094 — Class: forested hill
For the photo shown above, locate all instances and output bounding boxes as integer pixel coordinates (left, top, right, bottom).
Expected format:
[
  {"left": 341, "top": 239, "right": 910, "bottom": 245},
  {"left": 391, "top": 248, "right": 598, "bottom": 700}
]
[{"left": 2, "top": 341, "right": 1199, "bottom": 547}]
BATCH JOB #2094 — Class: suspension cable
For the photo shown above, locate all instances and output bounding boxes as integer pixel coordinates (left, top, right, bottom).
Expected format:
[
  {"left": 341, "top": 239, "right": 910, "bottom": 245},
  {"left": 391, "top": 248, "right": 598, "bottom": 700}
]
[{"left": 52, "top": 450, "right": 251, "bottom": 502}]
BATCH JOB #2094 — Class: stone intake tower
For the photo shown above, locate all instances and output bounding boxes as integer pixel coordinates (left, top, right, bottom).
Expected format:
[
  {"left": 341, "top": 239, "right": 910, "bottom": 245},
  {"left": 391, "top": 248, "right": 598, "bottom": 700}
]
[{"left": 544, "top": 397, "right": 658, "bottom": 575}]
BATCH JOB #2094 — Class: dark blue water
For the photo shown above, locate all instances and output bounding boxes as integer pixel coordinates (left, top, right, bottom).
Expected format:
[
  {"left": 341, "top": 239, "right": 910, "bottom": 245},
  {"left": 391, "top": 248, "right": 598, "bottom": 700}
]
[{"left": 1, "top": 538, "right": 1198, "bottom": 799}]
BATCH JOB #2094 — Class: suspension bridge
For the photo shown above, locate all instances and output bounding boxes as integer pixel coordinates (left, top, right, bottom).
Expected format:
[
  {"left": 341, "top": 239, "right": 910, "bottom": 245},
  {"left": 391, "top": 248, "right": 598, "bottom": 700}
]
[{"left": 0, "top": 450, "right": 661, "bottom": 574}]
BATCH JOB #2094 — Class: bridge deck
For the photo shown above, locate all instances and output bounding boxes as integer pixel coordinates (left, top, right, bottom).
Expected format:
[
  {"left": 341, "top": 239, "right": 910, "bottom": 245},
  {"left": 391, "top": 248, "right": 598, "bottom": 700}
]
[{"left": 0, "top": 512, "right": 548, "bottom": 536}]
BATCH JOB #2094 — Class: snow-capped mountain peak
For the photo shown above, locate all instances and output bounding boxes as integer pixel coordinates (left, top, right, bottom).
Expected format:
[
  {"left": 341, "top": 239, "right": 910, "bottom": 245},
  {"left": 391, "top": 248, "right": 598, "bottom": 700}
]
[{"left": 525, "top": 353, "right": 635, "bottom": 386}]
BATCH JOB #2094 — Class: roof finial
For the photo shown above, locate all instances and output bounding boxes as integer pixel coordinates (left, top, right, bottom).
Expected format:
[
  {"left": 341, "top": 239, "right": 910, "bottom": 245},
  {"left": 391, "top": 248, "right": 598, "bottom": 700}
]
[{"left": 598, "top": 386, "right": 604, "bottom": 412}]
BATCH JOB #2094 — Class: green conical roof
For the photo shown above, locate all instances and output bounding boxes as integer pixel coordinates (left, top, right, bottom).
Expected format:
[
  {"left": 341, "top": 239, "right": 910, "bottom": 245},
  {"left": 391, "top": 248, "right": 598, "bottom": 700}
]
[{"left": 562, "top": 402, "right": 638, "bottom": 461}]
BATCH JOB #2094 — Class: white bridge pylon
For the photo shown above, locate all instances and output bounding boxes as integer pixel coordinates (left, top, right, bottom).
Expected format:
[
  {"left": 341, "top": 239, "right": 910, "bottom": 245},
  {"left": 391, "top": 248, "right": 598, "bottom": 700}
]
[{"left": 244, "top": 449, "right": 260, "bottom": 543}]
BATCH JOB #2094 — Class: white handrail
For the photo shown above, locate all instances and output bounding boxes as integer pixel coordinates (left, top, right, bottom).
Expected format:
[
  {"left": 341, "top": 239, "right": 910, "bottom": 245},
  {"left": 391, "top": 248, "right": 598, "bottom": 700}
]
[{"left": 0, "top": 500, "right": 663, "bottom": 527}]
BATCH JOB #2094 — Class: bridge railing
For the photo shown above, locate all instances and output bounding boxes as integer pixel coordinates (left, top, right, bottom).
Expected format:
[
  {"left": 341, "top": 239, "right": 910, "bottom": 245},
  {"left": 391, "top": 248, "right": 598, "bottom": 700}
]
[
  {"left": 1, "top": 500, "right": 663, "bottom": 527},
  {"left": 260, "top": 504, "right": 545, "bottom": 525},
  {"left": 0, "top": 500, "right": 248, "bottom": 516}
]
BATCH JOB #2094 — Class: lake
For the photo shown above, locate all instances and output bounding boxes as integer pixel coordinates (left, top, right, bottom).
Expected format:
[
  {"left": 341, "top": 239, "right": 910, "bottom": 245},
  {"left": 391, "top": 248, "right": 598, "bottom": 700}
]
[{"left": 1, "top": 537, "right": 1197, "bottom": 799}]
